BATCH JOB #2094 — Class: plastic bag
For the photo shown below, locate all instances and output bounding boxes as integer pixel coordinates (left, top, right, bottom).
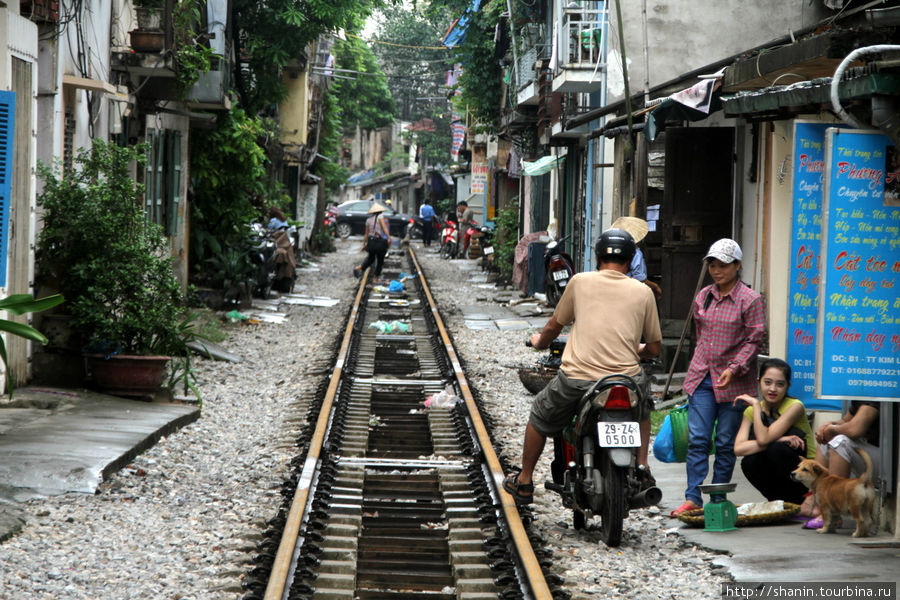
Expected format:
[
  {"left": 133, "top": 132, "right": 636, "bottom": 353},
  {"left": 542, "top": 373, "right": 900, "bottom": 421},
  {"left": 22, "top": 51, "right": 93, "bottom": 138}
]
[
  {"left": 368, "top": 320, "right": 411, "bottom": 333},
  {"left": 653, "top": 413, "right": 677, "bottom": 463},
  {"left": 424, "top": 386, "right": 462, "bottom": 409},
  {"left": 389, "top": 280, "right": 404, "bottom": 292}
]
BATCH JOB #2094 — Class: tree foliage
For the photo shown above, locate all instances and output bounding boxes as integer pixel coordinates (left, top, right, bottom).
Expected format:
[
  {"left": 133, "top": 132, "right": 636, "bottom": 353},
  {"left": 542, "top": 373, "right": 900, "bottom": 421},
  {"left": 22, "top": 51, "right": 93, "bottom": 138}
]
[
  {"left": 189, "top": 108, "right": 272, "bottom": 269},
  {"left": 232, "top": 0, "right": 385, "bottom": 114},
  {"left": 372, "top": 5, "right": 453, "bottom": 122},
  {"left": 428, "top": 0, "right": 505, "bottom": 130},
  {"left": 332, "top": 36, "right": 396, "bottom": 132}
]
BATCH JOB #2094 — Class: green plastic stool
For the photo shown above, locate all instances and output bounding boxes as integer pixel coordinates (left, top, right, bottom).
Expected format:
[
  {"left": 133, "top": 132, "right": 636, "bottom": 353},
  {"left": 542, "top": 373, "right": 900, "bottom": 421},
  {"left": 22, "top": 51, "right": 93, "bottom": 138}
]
[{"left": 700, "top": 483, "right": 738, "bottom": 532}]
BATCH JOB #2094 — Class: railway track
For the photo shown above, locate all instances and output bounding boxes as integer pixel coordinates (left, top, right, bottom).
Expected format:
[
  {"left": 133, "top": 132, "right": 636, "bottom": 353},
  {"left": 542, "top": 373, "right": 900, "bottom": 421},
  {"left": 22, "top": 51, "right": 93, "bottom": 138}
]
[{"left": 240, "top": 246, "right": 564, "bottom": 600}]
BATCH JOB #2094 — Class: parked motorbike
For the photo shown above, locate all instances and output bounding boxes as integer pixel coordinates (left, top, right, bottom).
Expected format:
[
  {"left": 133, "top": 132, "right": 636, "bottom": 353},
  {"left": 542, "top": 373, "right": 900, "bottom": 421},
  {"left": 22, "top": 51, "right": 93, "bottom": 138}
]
[
  {"left": 249, "top": 223, "right": 277, "bottom": 299},
  {"left": 525, "top": 338, "right": 662, "bottom": 547},
  {"left": 439, "top": 216, "right": 460, "bottom": 259},
  {"left": 408, "top": 216, "right": 425, "bottom": 240},
  {"left": 544, "top": 235, "right": 575, "bottom": 307},
  {"left": 478, "top": 225, "right": 495, "bottom": 271},
  {"left": 249, "top": 223, "right": 296, "bottom": 298},
  {"left": 324, "top": 205, "right": 338, "bottom": 236}
]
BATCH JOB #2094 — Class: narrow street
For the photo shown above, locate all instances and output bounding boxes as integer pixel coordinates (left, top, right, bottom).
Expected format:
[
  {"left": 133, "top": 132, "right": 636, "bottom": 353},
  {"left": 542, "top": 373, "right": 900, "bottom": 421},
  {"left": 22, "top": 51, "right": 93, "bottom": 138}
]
[{"left": 0, "top": 239, "right": 726, "bottom": 599}]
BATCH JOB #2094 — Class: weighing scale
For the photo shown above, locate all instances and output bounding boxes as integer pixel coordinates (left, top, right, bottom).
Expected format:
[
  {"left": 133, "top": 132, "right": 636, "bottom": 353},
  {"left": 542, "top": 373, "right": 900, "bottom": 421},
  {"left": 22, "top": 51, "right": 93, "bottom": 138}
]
[{"left": 699, "top": 483, "right": 738, "bottom": 532}]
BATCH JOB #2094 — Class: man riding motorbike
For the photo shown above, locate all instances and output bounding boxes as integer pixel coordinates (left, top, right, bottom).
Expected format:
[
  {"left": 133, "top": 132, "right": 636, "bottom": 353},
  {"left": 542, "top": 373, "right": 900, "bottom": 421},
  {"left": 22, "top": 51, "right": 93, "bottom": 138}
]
[{"left": 503, "top": 228, "right": 663, "bottom": 504}]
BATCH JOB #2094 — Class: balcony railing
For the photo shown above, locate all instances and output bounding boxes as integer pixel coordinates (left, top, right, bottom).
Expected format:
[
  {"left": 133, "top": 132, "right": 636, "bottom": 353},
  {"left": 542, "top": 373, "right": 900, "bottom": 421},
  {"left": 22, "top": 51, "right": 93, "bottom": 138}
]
[
  {"left": 557, "top": 1, "right": 608, "bottom": 69},
  {"left": 516, "top": 43, "right": 551, "bottom": 91}
]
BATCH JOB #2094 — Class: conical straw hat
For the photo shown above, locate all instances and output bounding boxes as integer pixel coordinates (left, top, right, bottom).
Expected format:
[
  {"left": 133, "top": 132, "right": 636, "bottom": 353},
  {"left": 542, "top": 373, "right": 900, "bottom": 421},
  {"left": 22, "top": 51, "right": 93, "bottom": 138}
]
[
  {"left": 368, "top": 202, "right": 388, "bottom": 214},
  {"left": 611, "top": 216, "right": 649, "bottom": 243}
]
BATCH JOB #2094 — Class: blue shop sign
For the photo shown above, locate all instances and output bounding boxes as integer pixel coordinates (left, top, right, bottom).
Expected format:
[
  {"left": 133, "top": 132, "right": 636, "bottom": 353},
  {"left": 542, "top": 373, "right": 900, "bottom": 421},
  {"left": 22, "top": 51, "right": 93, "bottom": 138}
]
[{"left": 816, "top": 128, "right": 900, "bottom": 401}]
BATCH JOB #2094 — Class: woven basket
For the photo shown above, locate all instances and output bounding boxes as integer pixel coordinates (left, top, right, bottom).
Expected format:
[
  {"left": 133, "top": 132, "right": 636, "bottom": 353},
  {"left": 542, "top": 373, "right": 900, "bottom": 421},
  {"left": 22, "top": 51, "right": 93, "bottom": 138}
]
[
  {"left": 677, "top": 502, "right": 801, "bottom": 528},
  {"left": 517, "top": 366, "right": 557, "bottom": 394}
]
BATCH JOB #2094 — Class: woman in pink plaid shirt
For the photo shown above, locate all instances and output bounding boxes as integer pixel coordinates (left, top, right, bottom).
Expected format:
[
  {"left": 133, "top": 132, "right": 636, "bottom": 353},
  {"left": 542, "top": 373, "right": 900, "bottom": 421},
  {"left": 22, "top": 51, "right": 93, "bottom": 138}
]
[{"left": 670, "top": 239, "right": 767, "bottom": 517}]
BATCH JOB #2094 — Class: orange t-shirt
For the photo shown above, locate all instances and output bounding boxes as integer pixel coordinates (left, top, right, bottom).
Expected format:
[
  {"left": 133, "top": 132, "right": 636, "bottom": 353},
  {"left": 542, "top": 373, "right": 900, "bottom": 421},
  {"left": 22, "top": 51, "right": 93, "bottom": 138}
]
[{"left": 553, "top": 269, "right": 661, "bottom": 380}]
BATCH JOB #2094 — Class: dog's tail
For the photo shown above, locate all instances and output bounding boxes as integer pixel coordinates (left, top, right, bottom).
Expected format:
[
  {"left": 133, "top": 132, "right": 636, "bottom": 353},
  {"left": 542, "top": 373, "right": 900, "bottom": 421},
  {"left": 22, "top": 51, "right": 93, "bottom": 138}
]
[{"left": 856, "top": 448, "right": 873, "bottom": 486}]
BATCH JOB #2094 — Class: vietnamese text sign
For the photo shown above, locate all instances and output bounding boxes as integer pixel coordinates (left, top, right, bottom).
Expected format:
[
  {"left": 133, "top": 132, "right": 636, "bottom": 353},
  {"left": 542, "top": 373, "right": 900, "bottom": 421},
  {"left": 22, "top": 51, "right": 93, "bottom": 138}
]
[
  {"left": 816, "top": 129, "right": 900, "bottom": 400},
  {"left": 788, "top": 122, "right": 835, "bottom": 408}
]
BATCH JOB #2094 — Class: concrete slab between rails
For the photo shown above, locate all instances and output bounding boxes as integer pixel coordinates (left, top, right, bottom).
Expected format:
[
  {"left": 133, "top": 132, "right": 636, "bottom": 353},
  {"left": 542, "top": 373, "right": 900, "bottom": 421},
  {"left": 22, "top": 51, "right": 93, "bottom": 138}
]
[
  {"left": 649, "top": 453, "right": 900, "bottom": 584},
  {"left": 0, "top": 386, "right": 199, "bottom": 541}
]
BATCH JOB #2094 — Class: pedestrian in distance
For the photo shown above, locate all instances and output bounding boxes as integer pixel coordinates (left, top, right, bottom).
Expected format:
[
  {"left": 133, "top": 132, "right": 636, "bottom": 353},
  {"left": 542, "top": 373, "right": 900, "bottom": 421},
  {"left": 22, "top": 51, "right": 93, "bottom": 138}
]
[
  {"left": 670, "top": 238, "right": 766, "bottom": 518},
  {"left": 419, "top": 199, "right": 436, "bottom": 247},
  {"left": 353, "top": 203, "right": 391, "bottom": 282},
  {"left": 733, "top": 358, "right": 816, "bottom": 506},
  {"left": 457, "top": 201, "right": 475, "bottom": 257},
  {"left": 503, "top": 228, "right": 662, "bottom": 504}
]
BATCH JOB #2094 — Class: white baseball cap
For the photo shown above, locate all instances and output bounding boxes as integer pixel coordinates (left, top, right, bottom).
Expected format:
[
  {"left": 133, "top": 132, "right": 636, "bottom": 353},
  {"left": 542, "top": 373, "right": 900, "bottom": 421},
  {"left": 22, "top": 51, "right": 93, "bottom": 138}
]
[{"left": 705, "top": 238, "right": 743, "bottom": 263}]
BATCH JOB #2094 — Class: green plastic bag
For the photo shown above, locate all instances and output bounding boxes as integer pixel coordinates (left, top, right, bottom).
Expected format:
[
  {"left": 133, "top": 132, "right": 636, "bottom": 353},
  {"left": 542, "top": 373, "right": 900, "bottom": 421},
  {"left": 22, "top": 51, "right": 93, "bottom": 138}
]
[{"left": 669, "top": 404, "right": 717, "bottom": 462}]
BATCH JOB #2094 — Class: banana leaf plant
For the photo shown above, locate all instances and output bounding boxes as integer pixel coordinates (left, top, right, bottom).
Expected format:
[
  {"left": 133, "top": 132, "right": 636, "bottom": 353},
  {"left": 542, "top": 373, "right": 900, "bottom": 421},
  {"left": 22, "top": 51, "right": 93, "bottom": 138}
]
[{"left": 0, "top": 293, "right": 65, "bottom": 397}]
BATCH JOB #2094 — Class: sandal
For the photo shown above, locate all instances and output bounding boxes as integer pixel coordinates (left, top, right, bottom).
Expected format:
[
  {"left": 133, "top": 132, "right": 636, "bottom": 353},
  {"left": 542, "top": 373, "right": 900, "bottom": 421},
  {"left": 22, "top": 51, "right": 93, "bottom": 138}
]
[
  {"left": 353, "top": 265, "right": 362, "bottom": 279},
  {"left": 669, "top": 500, "right": 700, "bottom": 518},
  {"left": 503, "top": 472, "right": 534, "bottom": 505},
  {"left": 803, "top": 516, "right": 842, "bottom": 530}
]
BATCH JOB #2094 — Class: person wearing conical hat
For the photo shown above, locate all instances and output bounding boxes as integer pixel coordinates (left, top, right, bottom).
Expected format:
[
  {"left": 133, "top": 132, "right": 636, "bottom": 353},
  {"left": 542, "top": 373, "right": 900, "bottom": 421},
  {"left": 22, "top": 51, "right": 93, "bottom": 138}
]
[
  {"left": 611, "top": 216, "right": 662, "bottom": 301},
  {"left": 353, "top": 202, "right": 392, "bottom": 282}
]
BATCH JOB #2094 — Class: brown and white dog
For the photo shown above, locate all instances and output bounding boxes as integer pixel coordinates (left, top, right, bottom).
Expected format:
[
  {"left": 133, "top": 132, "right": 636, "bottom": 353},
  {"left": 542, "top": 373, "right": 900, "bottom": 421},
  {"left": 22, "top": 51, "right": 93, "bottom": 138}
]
[{"left": 790, "top": 448, "right": 876, "bottom": 537}]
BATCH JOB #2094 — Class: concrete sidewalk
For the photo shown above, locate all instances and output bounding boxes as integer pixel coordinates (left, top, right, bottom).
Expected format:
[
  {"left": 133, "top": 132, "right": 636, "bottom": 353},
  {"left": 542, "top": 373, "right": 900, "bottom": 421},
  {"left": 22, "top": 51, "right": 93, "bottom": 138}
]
[
  {"left": 651, "top": 453, "right": 900, "bottom": 583},
  {"left": 0, "top": 387, "right": 199, "bottom": 541}
]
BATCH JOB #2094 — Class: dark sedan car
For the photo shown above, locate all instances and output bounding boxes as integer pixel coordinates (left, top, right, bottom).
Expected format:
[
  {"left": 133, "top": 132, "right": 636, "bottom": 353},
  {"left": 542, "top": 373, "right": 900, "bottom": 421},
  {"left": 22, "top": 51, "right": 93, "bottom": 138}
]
[{"left": 334, "top": 200, "right": 411, "bottom": 238}]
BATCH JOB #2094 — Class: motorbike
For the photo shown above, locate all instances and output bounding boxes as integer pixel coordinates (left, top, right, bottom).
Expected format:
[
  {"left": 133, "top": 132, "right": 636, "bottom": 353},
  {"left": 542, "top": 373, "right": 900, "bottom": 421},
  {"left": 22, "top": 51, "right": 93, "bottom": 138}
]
[
  {"left": 324, "top": 205, "right": 338, "bottom": 236},
  {"left": 249, "top": 223, "right": 277, "bottom": 299},
  {"left": 407, "top": 216, "right": 425, "bottom": 240},
  {"left": 544, "top": 235, "right": 576, "bottom": 307},
  {"left": 249, "top": 223, "right": 296, "bottom": 298},
  {"left": 527, "top": 339, "right": 662, "bottom": 547},
  {"left": 477, "top": 225, "right": 495, "bottom": 271},
  {"left": 439, "top": 216, "right": 460, "bottom": 259}
]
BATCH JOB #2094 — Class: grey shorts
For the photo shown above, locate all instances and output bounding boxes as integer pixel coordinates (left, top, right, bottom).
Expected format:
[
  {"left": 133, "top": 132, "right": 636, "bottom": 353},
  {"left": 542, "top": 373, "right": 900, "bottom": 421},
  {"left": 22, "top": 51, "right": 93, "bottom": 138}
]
[
  {"left": 824, "top": 435, "right": 881, "bottom": 481},
  {"left": 529, "top": 369, "right": 652, "bottom": 437}
]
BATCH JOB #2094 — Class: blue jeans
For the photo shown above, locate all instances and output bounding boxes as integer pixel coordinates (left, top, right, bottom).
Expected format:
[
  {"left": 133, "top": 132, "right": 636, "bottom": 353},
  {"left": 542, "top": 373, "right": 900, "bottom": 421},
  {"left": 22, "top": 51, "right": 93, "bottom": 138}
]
[{"left": 685, "top": 375, "right": 745, "bottom": 505}]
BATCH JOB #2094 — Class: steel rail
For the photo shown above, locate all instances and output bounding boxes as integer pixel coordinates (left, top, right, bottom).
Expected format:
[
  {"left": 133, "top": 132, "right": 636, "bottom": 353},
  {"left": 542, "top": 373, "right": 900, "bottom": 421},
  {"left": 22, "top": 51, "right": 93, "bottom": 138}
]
[
  {"left": 263, "top": 270, "right": 371, "bottom": 600},
  {"left": 407, "top": 247, "right": 554, "bottom": 600}
]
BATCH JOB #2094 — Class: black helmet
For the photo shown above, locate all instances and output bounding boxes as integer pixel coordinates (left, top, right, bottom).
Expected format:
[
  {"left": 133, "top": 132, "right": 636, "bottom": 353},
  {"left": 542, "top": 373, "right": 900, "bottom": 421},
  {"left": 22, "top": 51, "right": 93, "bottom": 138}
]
[{"left": 595, "top": 228, "right": 636, "bottom": 262}]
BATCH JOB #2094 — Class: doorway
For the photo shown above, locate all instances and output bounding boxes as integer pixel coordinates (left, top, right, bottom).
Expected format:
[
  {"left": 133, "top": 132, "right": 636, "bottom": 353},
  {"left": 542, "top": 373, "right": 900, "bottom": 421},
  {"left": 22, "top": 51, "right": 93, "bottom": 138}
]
[{"left": 660, "top": 127, "right": 735, "bottom": 320}]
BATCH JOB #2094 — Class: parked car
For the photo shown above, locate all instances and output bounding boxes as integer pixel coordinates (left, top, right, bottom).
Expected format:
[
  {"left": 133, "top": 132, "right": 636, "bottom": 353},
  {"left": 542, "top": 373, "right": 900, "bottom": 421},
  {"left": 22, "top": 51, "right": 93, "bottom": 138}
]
[{"left": 334, "top": 200, "right": 411, "bottom": 238}]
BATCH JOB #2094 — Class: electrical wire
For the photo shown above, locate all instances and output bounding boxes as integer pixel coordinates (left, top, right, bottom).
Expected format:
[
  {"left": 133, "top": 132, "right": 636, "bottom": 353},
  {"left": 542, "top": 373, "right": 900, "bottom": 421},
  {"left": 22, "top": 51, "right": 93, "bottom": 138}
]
[{"left": 345, "top": 31, "right": 449, "bottom": 51}]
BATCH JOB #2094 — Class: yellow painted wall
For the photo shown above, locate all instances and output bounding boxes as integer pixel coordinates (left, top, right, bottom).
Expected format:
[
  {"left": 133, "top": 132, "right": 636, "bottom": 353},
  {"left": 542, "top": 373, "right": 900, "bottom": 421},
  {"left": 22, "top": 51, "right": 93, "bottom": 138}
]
[{"left": 280, "top": 71, "right": 309, "bottom": 147}]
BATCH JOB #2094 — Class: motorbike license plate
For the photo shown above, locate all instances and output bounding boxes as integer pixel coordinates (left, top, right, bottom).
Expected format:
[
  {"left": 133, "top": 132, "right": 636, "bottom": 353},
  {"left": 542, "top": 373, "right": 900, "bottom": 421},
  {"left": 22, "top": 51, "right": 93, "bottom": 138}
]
[
  {"left": 484, "top": 246, "right": 494, "bottom": 255},
  {"left": 597, "top": 422, "right": 641, "bottom": 447},
  {"left": 552, "top": 270, "right": 569, "bottom": 281}
]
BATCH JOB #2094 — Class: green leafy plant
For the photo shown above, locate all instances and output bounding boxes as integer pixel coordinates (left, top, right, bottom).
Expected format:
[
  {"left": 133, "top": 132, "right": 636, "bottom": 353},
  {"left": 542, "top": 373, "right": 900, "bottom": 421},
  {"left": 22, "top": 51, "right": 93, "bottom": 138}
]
[
  {"left": 173, "top": 0, "right": 216, "bottom": 98},
  {"left": 36, "top": 139, "right": 184, "bottom": 357},
  {"left": 156, "top": 310, "right": 217, "bottom": 403},
  {"left": 0, "top": 293, "right": 65, "bottom": 397},
  {"left": 493, "top": 198, "right": 520, "bottom": 284}
]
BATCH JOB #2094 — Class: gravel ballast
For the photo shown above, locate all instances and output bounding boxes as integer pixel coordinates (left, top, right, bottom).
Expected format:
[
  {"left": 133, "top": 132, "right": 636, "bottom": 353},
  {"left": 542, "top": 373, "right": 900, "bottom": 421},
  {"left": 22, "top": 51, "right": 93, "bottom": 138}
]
[{"left": 0, "top": 238, "right": 728, "bottom": 599}]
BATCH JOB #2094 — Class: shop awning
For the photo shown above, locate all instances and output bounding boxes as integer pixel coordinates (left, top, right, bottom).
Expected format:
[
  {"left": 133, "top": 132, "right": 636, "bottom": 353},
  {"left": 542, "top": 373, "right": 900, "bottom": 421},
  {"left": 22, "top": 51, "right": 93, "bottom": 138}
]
[
  {"left": 442, "top": 0, "right": 483, "bottom": 48},
  {"left": 521, "top": 154, "right": 565, "bottom": 176},
  {"left": 721, "top": 72, "right": 900, "bottom": 119}
]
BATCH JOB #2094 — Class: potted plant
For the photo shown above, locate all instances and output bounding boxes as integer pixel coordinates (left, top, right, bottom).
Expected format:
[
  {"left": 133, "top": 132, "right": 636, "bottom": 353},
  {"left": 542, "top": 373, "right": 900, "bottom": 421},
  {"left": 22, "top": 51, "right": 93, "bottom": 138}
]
[
  {"left": 0, "top": 293, "right": 64, "bottom": 398},
  {"left": 36, "top": 139, "right": 185, "bottom": 399},
  {"left": 131, "top": 0, "right": 165, "bottom": 52}
]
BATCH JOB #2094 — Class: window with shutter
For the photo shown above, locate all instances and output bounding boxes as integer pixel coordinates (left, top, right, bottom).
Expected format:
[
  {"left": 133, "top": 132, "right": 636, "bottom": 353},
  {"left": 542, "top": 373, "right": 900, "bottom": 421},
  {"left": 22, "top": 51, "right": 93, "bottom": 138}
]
[{"left": 0, "top": 91, "right": 16, "bottom": 288}]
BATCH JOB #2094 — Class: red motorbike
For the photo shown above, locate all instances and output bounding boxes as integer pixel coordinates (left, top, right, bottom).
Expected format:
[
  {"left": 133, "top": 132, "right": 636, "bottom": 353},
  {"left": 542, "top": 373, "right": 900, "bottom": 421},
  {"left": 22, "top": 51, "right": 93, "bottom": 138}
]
[
  {"left": 439, "top": 217, "right": 460, "bottom": 259},
  {"left": 324, "top": 204, "right": 338, "bottom": 235}
]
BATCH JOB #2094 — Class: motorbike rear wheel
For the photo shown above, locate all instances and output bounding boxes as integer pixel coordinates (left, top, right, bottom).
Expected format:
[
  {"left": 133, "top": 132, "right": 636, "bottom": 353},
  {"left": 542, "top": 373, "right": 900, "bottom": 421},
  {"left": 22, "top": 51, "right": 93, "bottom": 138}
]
[
  {"left": 598, "top": 460, "right": 626, "bottom": 547},
  {"left": 440, "top": 241, "right": 457, "bottom": 260},
  {"left": 410, "top": 224, "right": 423, "bottom": 239},
  {"left": 546, "top": 282, "right": 562, "bottom": 307}
]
